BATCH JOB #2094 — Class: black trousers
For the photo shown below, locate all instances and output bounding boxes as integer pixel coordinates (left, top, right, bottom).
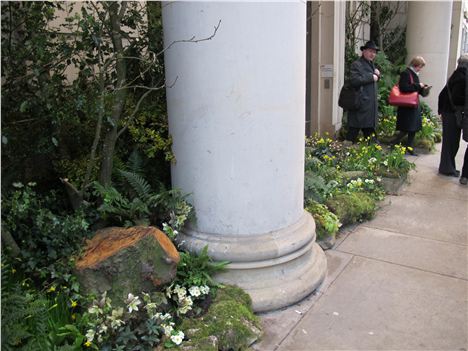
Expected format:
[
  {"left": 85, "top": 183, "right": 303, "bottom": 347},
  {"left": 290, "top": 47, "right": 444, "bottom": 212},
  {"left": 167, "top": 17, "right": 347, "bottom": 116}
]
[
  {"left": 392, "top": 131, "right": 416, "bottom": 147},
  {"left": 462, "top": 145, "right": 468, "bottom": 178},
  {"left": 439, "top": 112, "right": 461, "bottom": 175},
  {"left": 346, "top": 127, "right": 375, "bottom": 143}
]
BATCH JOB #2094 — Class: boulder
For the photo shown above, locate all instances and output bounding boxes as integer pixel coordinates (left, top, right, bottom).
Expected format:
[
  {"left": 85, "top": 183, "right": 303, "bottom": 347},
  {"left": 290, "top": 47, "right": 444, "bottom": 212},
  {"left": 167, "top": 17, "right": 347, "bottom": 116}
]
[{"left": 75, "top": 226, "right": 179, "bottom": 304}]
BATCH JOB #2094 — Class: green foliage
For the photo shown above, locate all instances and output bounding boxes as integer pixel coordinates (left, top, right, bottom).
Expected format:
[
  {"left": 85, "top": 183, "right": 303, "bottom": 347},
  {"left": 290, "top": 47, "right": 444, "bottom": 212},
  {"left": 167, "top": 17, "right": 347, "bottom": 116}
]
[
  {"left": 179, "top": 285, "right": 261, "bottom": 351},
  {"left": 92, "top": 170, "right": 194, "bottom": 229},
  {"left": 175, "top": 246, "right": 229, "bottom": 289},
  {"left": 1, "top": 182, "right": 91, "bottom": 280},
  {"left": 305, "top": 201, "right": 340, "bottom": 241},
  {"left": 1, "top": 258, "right": 83, "bottom": 350},
  {"left": 81, "top": 291, "right": 173, "bottom": 350},
  {"left": 326, "top": 191, "right": 377, "bottom": 226}
]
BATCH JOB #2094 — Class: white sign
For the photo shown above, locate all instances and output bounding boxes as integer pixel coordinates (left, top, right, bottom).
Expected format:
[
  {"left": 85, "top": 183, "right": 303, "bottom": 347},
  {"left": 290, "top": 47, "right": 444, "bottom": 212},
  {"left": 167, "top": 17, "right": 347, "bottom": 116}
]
[{"left": 320, "top": 64, "right": 333, "bottom": 78}]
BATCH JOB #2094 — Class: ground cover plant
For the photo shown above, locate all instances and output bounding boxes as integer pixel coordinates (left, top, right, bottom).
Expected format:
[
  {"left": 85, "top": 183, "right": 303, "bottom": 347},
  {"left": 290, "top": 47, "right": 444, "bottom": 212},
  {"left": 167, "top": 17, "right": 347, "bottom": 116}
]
[{"left": 304, "top": 134, "right": 416, "bottom": 245}]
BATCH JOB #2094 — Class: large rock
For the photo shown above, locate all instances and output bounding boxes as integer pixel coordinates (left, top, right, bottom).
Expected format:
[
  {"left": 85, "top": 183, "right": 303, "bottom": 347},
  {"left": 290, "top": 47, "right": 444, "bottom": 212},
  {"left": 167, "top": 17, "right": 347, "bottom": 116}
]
[{"left": 75, "top": 226, "right": 179, "bottom": 304}]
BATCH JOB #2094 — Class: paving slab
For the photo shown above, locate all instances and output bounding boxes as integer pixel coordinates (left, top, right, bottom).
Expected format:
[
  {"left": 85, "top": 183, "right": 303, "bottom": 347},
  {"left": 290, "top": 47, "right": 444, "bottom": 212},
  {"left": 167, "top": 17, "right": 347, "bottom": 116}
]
[
  {"left": 252, "top": 250, "right": 353, "bottom": 351},
  {"left": 365, "top": 192, "right": 468, "bottom": 245},
  {"left": 277, "top": 256, "right": 468, "bottom": 351},
  {"left": 337, "top": 225, "right": 468, "bottom": 280},
  {"left": 402, "top": 163, "right": 468, "bottom": 200}
]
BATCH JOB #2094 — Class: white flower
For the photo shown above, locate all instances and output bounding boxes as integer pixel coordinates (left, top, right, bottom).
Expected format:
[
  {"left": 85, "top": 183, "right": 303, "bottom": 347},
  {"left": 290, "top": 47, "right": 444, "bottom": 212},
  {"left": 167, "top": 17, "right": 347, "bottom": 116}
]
[
  {"left": 178, "top": 296, "right": 193, "bottom": 314},
  {"left": 85, "top": 329, "right": 95, "bottom": 342},
  {"left": 107, "top": 308, "right": 125, "bottom": 329},
  {"left": 188, "top": 286, "right": 201, "bottom": 297},
  {"left": 383, "top": 160, "right": 388, "bottom": 166},
  {"left": 88, "top": 305, "right": 102, "bottom": 315},
  {"left": 173, "top": 285, "right": 187, "bottom": 302},
  {"left": 126, "top": 293, "right": 141, "bottom": 313},
  {"left": 368, "top": 157, "right": 377, "bottom": 164},
  {"left": 200, "top": 285, "right": 210, "bottom": 295},
  {"left": 162, "top": 322, "right": 175, "bottom": 336},
  {"left": 170, "top": 331, "right": 185, "bottom": 345}
]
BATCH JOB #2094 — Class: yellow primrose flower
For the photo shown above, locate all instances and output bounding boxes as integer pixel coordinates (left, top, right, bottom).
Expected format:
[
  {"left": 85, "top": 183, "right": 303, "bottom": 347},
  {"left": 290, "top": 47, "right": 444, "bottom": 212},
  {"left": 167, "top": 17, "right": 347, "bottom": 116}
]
[
  {"left": 375, "top": 145, "right": 382, "bottom": 150},
  {"left": 71, "top": 300, "right": 78, "bottom": 308},
  {"left": 11, "top": 268, "right": 16, "bottom": 274},
  {"left": 84, "top": 341, "right": 92, "bottom": 347},
  {"left": 48, "top": 286, "right": 56, "bottom": 293},
  {"left": 71, "top": 314, "right": 76, "bottom": 320}
]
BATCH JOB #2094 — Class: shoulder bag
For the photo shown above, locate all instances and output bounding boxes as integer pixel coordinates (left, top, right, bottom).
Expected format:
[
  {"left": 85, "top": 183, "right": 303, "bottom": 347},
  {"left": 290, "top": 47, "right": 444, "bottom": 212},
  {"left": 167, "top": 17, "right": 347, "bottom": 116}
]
[
  {"left": 338, "top": 83, "right": 362, "bottom": 111},
  {"left": 388, "top": 71, "right": 419, "bottom": 108}
]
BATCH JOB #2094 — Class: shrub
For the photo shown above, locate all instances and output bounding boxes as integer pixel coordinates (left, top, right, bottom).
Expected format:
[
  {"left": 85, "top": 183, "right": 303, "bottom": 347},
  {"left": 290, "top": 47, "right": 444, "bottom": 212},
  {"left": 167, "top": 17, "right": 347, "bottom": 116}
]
[
  {"left": 325, "top": 191, "right": 377, "bottom": 226},
  {"left": 305, "top": 201, "right": 340, "bottom": 241}
]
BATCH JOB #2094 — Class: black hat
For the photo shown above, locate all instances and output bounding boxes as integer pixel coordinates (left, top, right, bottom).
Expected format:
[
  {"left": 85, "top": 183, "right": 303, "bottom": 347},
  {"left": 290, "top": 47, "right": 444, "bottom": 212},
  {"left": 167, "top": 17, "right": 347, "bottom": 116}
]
[{"left": 360, "top": 40, "right": 380, "bottom": 52}]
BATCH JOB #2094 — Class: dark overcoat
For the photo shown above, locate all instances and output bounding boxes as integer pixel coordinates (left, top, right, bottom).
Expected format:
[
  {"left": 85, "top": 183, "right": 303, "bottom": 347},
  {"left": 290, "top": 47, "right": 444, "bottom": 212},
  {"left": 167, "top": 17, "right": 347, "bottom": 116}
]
[
  {"left": 438, "top": 66, "right": 466, "bottom": 113},
  {"left": 396, "top": 68, "right": 425, "bottom": 132},
  {"left": 347, "top": 57, "right": 379, "bottom": 129}
]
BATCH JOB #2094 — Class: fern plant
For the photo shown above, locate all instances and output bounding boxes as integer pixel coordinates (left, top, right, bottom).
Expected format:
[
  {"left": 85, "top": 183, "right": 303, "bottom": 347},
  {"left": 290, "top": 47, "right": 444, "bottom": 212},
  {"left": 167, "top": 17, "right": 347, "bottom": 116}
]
[
  {"left": 175, "top": 246, "right": 229, "bottom": 289},
  {"left": 93, "top": 170, "right": 194, "bottom": 230}
]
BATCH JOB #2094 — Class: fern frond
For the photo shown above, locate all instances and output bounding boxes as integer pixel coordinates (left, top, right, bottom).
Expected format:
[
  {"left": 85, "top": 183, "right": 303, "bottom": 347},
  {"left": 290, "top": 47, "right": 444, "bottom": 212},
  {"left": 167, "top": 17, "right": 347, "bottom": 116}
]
[
  {"left": 126, "top": 149, "right": 145, "bottom": 175},
  {"left": 118, "top": 169, "right": 152, "bottom": 202}
]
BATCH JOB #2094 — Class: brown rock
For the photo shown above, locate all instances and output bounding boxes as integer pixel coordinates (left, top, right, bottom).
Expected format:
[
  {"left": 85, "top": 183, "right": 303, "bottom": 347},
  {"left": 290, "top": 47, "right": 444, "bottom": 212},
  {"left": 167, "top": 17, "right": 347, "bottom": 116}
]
[{"left": 75, "top": 226, "right": 179, "bottom": 304}]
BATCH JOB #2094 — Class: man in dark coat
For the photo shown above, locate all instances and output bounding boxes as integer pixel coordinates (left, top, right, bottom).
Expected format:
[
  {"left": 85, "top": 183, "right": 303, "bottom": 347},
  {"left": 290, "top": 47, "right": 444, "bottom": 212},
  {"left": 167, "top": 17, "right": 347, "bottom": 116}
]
[{"left": 346, "top": 40, "right": 381, "bottom": 143}]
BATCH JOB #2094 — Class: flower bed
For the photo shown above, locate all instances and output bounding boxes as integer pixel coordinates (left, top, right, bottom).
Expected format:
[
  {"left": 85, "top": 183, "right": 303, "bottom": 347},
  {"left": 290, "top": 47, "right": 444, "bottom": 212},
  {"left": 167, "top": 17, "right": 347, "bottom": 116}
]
[{"left": 304, "top": 134, "right": 417, "bottom": 249}]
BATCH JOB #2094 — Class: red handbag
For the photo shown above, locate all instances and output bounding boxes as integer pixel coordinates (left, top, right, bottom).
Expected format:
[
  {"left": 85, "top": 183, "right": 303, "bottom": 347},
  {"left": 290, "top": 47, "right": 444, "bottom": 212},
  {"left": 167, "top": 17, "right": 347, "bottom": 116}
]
[{"left": 388, "top": 72, "right": 419, "bottom": 108}]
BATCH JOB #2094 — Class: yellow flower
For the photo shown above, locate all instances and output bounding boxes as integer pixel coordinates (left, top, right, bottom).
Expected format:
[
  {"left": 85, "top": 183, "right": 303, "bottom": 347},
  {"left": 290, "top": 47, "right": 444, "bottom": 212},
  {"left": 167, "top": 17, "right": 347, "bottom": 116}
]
[
  {"left": 375, "top": 145, "right": 382, "bottom": 150},
  {"left": 48, "top": 286, "right": 56, "bottom": 293},
  {"left": 71, "top": 314, "right": 76, "bottom": 320},
  {"left": 71, "top": 300, "right": 78, "bottom": 308},
  {"left": 11, "top": 268, "right": 16, "bottom": 274},
  {"left": 84, "top": 341, "right": 92, "bottom": 347}
]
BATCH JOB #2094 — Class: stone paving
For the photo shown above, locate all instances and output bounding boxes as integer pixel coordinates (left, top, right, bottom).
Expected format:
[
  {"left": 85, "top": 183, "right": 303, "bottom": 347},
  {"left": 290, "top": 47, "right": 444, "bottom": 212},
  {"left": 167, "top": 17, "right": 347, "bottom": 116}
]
[{"left": 253, "top": 141, "right": 468, "bottom": 351}]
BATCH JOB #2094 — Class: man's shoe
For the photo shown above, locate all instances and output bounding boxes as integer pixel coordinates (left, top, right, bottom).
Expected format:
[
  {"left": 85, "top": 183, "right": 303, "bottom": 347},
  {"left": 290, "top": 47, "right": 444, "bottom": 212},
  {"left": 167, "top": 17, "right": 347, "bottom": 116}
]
[
  {"left": 460, "top": 177, "right": 468, "bottom": 185},
  {"left": 406, "top": 148, "right": 418, "bottom": 156},
  {"left": 439, "top": 170, "right": 461, "bottom": 177}
]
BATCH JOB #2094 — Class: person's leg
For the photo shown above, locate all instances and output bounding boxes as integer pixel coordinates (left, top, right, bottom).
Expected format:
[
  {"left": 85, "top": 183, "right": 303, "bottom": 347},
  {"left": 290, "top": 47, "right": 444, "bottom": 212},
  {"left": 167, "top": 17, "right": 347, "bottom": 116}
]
[
  {"left": 405, "top": 131, "right": 418, "bottom": 155},
  {"left": 361, "top": 128, "right": 378, "bottom": 144},
  {"left": 346, "top": 127, "right": 360, "bottom": 143},
  {"left": 439, "top": 113, "right": 461, "bottom": 176},
  {"left": 460, "top": 145, "right": 468, "bottom": 184},
  {"left": 390, "top": 131, "right": 407, "bottom": 145}
]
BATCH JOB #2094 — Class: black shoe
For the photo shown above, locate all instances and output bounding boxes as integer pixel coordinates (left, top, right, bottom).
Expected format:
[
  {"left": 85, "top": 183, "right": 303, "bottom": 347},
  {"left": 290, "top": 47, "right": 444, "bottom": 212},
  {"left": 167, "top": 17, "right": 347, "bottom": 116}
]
[
  {"left": 460, "top": 177, "right": 468, "bottom": 185},
  {"left": 439, "top": 170, "right": 461, "bottom": 177}
]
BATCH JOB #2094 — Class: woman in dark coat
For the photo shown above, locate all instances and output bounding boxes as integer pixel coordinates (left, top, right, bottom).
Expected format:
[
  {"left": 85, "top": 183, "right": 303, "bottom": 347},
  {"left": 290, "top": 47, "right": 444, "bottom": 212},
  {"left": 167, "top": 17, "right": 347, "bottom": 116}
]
[
  {"left": 438, "top": 53, "right": 468, "bottom": 184},
  {"left": 392, "top": 56, "right": 428, "bottom": 155}
]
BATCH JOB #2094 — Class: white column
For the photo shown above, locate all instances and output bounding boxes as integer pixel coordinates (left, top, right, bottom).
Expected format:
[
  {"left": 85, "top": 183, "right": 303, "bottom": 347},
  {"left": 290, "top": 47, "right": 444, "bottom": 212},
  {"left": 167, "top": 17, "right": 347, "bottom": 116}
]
[
  {"left": 162, "top": 1, "right": 326, "bottom": 312},
  {"left": 406, "top": 1, "right": 453, "bottom": 112}
]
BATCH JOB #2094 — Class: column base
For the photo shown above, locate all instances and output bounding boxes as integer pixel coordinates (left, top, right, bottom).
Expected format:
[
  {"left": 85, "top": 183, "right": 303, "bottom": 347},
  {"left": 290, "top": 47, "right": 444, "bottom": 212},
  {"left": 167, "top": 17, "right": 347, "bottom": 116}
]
[{"left": 178, "top": 212, "right": 328, "bottom": 312}]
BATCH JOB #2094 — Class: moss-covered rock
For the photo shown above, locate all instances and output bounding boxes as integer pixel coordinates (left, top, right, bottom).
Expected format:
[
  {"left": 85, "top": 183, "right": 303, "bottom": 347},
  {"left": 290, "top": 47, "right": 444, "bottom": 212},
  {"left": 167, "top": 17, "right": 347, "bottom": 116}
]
[
  {"left": 326, "top": 191, "right": 377, "bottom": 226},
  {"left": 75, "top": 226, "right": 179, "bottom": 305},
  {"left": 178, "top": 285, "right": 263, "bottom": 351}
]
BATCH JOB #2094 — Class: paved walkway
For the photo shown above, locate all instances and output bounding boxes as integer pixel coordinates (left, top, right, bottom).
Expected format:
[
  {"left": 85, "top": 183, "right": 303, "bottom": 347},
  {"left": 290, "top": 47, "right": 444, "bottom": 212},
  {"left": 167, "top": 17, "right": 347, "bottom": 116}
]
[{"left": 253, "top": 142, "right": 468, "bottom": 351}]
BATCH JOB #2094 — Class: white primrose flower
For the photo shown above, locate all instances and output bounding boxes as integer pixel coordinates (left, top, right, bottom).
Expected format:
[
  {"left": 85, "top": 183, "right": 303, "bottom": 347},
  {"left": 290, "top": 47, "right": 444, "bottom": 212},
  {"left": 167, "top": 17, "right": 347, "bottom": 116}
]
[
  {"left": 170, "top": 331, "right": 185, "bottom": 345},
  {"left": 178, "top": 296, "right": 193, "bottom": 314},
  {"left": 174, "top": 285, "right": 187, "bottom": 302},
  {"left": 188, "top": 286, "right": 201, "bottom": 297},
  {"left": 162, "top": 322, "right": 175, "bottom": 336},
  {"left": 85, "top": 329, "right": 95, "bottom": 342},
  {"left": 200, "top": 285, "right": 210, "bottom": 295},
  {"left": 368, "top": 157, "right": 377, "bottom": 164},
  {"left": 383, "top": 160, "right": 388, "bottom": 166}
]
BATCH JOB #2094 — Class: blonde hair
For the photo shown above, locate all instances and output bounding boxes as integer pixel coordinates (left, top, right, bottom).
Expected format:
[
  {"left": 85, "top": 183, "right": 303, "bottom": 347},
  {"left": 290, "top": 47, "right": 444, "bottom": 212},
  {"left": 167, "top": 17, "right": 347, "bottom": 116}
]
[{"left": 410, "top": 56, "right": 426, "bottom": 68}]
